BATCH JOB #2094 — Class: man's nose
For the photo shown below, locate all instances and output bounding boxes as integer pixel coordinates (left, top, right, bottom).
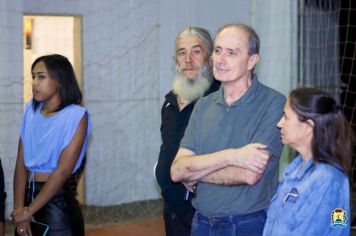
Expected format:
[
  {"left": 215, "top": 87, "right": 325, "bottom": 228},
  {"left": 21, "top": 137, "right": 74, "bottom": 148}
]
[
  {"left": 185, "top": 51, "right": 193, "bottom": 63},
  {"left": 216, "top": 51, "right": 226, "bottom": 64}
]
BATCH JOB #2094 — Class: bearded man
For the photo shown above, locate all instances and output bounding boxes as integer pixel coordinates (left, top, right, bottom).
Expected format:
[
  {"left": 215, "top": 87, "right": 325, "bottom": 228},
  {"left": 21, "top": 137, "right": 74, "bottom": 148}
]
[
  {"left": 171, "top": 23, "right": 285, "bottom": 236},
  {"left": 155, "top": 27, "right": 220, "bottom": 236}
]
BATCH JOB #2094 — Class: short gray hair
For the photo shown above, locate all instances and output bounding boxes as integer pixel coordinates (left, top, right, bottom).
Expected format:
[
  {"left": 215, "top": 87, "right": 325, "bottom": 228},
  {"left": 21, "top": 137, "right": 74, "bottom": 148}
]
[
  {"left": 175, "top": 27, "right": 213, "bottom": 58},
  {"left": 215, "top": 23, "right": 260, "bottom": 55}
]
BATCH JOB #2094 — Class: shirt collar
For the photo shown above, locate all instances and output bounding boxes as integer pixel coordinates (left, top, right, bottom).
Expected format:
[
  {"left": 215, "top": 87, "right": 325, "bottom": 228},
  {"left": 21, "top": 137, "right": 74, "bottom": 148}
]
[
  {"left": 213, "top": 74, "right": 260, "bottom": 106},
  {"left": 284, "top": 155, "right": 315, "bottom": 180}
]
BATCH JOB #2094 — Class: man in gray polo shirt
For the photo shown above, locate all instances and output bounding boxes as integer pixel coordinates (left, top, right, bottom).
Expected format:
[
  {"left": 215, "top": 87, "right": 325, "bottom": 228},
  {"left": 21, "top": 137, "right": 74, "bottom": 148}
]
[{"left": 171, "top": 23, "right": 285, "bottom": 236}]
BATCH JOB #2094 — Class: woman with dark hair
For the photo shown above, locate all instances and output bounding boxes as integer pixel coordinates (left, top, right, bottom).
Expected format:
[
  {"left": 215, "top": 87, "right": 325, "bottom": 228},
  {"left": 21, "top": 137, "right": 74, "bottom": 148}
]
[
  {"left": 263, "top": 87, "right": 353, "bottom": 235},
  {"left": 12, "top": 54, "right": 91, "bottom": 236}
]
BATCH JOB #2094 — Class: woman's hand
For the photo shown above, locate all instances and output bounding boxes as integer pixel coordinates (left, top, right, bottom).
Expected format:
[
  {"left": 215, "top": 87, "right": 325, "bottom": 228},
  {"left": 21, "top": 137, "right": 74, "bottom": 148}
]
[
  {"left": 11, "top": 207, "right": 32, "bottom": 225},
  {"left": 15, "top": 220, "right": 32, "bottom": 236},
  {"left": 12, "top": 207, "right": 33, "bottom": 236}
]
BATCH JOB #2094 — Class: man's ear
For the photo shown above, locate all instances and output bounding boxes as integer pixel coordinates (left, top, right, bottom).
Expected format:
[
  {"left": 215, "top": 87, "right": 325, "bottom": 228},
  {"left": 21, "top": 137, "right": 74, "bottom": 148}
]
[{"left": 248, "top": 54, "right": 259, "bottom": 71}]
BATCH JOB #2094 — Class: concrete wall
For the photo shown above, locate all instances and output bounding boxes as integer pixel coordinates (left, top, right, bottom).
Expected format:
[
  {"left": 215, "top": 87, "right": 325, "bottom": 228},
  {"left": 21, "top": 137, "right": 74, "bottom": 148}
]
[{"left": 0, "top": 0, "right": 25, "bottom": 217}]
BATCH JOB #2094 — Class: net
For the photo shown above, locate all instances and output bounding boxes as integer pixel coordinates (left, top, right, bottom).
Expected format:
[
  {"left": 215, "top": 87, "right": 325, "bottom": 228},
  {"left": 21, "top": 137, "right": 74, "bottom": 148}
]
[
  {"left": 299, "top": 0, "right": 356, "bottom": 166},
  {"left": 298, "top": 0, "right": 356, "bottom": 219}
]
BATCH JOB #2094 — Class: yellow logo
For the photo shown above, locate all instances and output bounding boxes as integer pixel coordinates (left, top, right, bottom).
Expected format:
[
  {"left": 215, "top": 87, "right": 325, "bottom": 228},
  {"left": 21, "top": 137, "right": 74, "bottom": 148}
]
[{"left": 331, "top": 208, "right": 347, "bottom": 228}]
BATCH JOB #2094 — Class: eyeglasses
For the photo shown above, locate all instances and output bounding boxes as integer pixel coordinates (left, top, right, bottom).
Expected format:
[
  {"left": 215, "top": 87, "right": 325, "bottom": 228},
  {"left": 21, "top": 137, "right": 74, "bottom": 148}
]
[{"left": 283, "top": 187, "right": 298, "bottom": 203}]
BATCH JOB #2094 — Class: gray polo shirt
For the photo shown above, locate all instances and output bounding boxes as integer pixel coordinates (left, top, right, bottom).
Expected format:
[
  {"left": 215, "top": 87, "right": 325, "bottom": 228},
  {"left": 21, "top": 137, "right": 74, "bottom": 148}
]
[{"left": 180, "top": 76, "right": 286, "bottom": 216}]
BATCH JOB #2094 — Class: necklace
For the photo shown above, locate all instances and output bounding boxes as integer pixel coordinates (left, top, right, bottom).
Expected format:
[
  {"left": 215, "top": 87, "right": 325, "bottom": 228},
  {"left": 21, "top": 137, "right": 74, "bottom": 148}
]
[
  {"left": 42, "top": 105, "right": 58, "bottom": 115},
  {"left": 177, "top": 97, "right": 192, "bottom": 105}
]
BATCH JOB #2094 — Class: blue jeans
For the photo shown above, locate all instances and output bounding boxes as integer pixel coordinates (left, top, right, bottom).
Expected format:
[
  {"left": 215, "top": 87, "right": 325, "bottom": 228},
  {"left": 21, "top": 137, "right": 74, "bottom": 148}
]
[{"left": 191, "top": 210, "right": 266, "bottom": 236}]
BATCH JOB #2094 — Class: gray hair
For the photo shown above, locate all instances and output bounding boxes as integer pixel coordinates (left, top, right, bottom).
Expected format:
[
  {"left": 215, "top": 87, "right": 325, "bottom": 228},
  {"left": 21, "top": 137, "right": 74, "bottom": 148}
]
[
  {"left": 175, "top": 27, "right": 213, "bottom": 58},
  {"left": 215, "top": 23, "right": 260, "bottom": 55}
]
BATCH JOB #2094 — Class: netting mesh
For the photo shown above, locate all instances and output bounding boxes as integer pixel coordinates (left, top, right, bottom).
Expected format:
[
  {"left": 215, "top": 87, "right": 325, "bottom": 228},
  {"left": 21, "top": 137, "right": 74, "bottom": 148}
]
[
  {"left": 339, "top": 0, "right": 356, "bottom": 193},
  {"left": 339, "top": 0, "right": 356, "bottom": 142},
  {"left": 298, "top": 0, "right": 341, "bottom": 100},
  {"left": 298, "top": 0, "right": 356, "bottom": 218}
]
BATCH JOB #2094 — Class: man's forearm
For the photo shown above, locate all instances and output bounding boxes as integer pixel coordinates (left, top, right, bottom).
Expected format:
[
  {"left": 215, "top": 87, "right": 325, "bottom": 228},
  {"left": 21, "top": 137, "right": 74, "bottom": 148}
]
[
  {"left": 202, "top": 166, "right": 262, "bottom": 185},
  {"left": 171, "top": 149, "right": 233, "bottom": 182},
  {"left": 171, "top": 143, "right": 271, "bottom": 183}
]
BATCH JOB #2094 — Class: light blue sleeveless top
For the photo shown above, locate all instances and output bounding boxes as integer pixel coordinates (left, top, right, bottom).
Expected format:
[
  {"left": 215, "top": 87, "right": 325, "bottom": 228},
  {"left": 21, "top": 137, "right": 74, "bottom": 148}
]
[{"left": 20, "top": 101, "right": 92, "bottom": 173}]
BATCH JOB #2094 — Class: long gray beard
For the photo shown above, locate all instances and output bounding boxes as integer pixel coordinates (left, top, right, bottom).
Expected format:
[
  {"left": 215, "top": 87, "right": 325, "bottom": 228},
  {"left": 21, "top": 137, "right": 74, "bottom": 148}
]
[{"left": 172, "top": 65, "right": 213, "bottom": 101}]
